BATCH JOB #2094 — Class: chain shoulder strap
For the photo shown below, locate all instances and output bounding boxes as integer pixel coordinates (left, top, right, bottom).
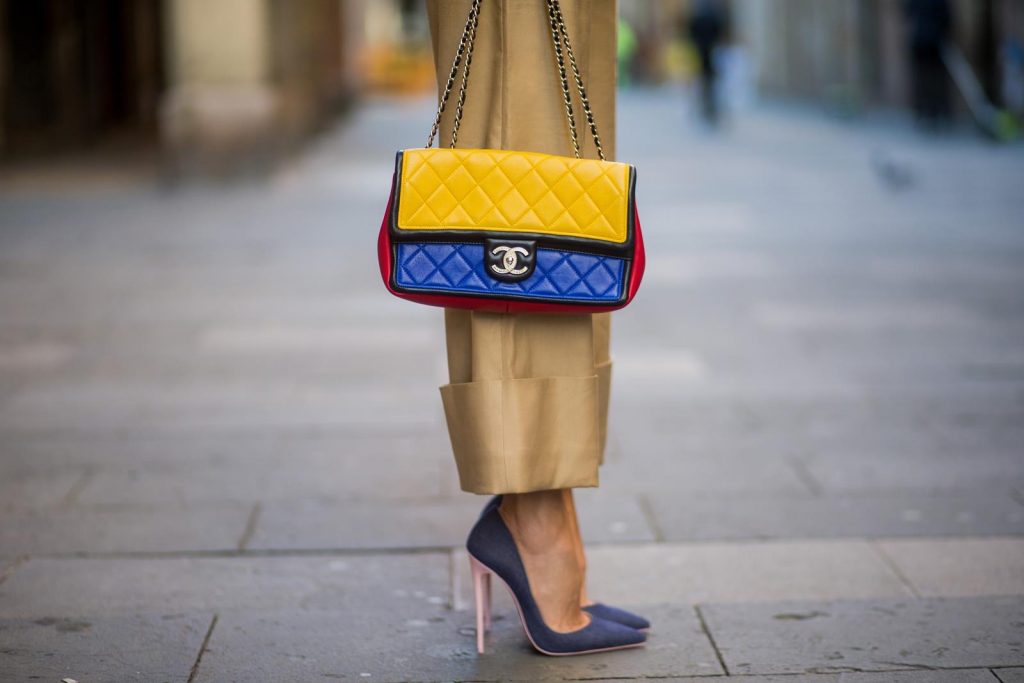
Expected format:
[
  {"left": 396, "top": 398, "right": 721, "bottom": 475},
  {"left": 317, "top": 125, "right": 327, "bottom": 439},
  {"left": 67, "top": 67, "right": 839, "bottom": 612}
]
[
  {"left": 425, "top": 0, "right": 605, "bottom": 160},
  {"left": 547, "top": 0, "right": 605, "bottom": 160},
  {"left": 425, "top": 0, "right": 482, "bottom": 149}
]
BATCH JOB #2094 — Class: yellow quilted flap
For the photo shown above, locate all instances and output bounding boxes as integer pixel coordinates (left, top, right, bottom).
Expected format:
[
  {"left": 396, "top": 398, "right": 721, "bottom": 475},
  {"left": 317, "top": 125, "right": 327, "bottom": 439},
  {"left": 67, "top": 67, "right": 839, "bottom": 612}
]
[{"left": 396, "top": 148, "right": 633, "bottom": 244}]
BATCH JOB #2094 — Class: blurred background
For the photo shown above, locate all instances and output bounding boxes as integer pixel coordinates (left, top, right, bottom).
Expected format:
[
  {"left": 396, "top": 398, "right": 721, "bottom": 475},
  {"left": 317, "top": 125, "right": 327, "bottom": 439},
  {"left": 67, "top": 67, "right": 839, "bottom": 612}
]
[
  {"left": 1, "top": 1, "right": 1024, "bottom": 680},
  {"left": 1, "top": 0, "right": 1022, "bottom": 174}
]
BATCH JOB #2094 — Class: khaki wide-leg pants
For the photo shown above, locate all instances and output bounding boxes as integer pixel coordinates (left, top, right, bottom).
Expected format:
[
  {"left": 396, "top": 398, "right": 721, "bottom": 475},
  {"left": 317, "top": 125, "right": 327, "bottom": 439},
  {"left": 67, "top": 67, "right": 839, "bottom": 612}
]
[{"left": 426, "top": 0, "right": 617, "bottom": 494}]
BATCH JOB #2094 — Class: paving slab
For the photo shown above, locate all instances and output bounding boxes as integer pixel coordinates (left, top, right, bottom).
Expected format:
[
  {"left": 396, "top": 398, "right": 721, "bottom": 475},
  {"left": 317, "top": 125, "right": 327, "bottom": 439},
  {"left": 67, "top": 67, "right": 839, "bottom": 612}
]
[
  {"left": 0, "top": 432, "right": 454, "bottom": 511},
  {"left": 875, "top": 537, "right": 1024, "bottom": 597},
  {"left": 995, "top": 667, "right": 1024, "bottom": 682},
  {"left": 700, "top": 595, "right": 1024, "bottom": 675},
  {"left": 452, "top": 539, "right": 908, "bottom": 611},
  {"left": 0, "top": 431, "right": 443, "bottom": 471},
  {"left": 646, "top": 489, "right": 1024, "bottom": 541},
  {"left": 82, "top": 347, "right": 444, "bottom": 389},
  {"left": 0, "top": 553, "right": 449, "bottom": 618},
  {"left": 586, "top": 539, "right": 914, "bottom": 605},
  {"left": 195, "top": 320, "right": 441, "bottom": 353},
  {"left": 0, "top": 613, "right": 210, "bottom": 683},
  {"left": 251, "top": 497, "right": 483, "bottom": 550},
  {"left": 605, "top": 393, "right": 1023, "bottom": 468},
  {"left": 73, "top": 447, "right": 447, "bottom": 506},
  {"left": 801, "top": 451, "right": 1024, "bottom": 493},
  {"left": 571, "top": 490, "right": 659, "bottom": 543},
  {"left": 0, "top": 378, "right": 438, "bottom": 437},
  {"left": 0, "top": 469, "right": 85, "bottom": 511},
  {"left": 0, "top": 339, "right": 75, "bottom": 375},
  {"left": 601, "top": 672, "right": 1001, "bottom": 682},
  {"left": 0, "top": 503, "right": 252, "bottom": 555},
  {"left": 251, "top": 492, "right": 653, "bottom": 551},
  {"left": 598, "top": 449, "right": 813, "bottom": 495},
  {"left": 195, "top": 603, "right": 721, "bottom": 682},
  {"left": 831, "top": 674, "right": 999, "bottom": 683}
]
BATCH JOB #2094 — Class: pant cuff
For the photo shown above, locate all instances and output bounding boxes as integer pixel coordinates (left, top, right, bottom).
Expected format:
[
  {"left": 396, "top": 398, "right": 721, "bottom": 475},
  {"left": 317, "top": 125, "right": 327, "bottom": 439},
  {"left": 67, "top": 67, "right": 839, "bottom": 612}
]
[{"left": 439, "top": 374, "right": 602, "bottom": 493}]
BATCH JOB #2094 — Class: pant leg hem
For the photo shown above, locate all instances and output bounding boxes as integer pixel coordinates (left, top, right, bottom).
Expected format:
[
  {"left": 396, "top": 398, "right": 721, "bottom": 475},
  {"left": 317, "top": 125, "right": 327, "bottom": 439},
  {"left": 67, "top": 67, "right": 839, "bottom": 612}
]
[{"left": 439, "top": 374, "right": 602, "bottom": 493}]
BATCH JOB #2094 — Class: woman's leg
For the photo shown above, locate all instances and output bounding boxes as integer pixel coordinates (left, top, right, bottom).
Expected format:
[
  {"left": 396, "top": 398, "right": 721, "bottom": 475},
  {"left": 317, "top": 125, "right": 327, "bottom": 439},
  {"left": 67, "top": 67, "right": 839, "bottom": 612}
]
[
  {"left": 565, "top": 488, "right": 592, "bottom": 607},
  {"left": 577, "top": 311, "right": 612, "bottom": 606},
  {"left": 498, "top": 490, "right": 589, "bottom": 632},
  {"left": 427, "top": 0, "right": 617, "bottom": 628}
]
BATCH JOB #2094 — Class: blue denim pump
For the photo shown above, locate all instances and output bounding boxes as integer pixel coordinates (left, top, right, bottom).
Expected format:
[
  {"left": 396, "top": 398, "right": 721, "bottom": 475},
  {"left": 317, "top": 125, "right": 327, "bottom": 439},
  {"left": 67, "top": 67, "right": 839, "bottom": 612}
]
[
  {"left": 467, "top": 505, "right": 646, "bottom": 655},
  {"left": 581, "top": 603, "right": 650, "bottom": 631},
  {"left": 480, "top": 495, "right": 651, "bottom": 631}
]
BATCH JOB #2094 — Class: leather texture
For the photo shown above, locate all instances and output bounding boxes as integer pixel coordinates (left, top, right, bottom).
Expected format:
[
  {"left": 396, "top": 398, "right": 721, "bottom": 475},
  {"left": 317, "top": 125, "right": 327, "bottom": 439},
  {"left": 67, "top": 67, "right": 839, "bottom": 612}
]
[
  {"left": 378, "top": 147, "right": 645, "bottom": 313},
  {"left": 394, "top": 242, "right": 625, "bottom": 303},
  {"left": 397, "top": 148, "right": 632, "bottom": 244},
  {"left": 380, "top": 204, "right": 645, "bottom": 314}
]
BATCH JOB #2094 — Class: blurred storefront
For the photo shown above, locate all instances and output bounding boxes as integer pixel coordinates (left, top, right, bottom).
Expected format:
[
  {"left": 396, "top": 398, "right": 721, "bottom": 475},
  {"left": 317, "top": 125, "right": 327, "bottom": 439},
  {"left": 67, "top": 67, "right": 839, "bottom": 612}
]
[
  {"left": 621, "top": 0, "right": 1023, "bottom": 125},
  {"left": 0, "top": 0, "right": 432, "bottom": 174},
  {"left": 161, "top": 0, "right": 369, "bottom": 174},
  {"left": 732, "top": 0, "right": 1023, "bottom": 117},
  {"left": 5, "top": 0, "right": 1018, "bottom": 173},
  {"left": 361, "top": 0, "right": 435, "bottom": 95}
]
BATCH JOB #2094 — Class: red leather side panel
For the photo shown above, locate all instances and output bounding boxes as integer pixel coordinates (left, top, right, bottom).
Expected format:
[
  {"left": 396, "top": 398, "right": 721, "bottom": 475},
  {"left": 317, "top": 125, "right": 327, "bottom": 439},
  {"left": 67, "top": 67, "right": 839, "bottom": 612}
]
[{"left": 625, "top": 205, "right": 646, "bottom": 302}]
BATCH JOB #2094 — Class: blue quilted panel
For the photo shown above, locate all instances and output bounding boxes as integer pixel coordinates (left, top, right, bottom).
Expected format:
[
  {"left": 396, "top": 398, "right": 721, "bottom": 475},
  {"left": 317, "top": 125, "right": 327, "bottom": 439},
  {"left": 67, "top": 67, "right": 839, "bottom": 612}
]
[{"left": 394, "top": 243, "right": 625, "bottom": 302}]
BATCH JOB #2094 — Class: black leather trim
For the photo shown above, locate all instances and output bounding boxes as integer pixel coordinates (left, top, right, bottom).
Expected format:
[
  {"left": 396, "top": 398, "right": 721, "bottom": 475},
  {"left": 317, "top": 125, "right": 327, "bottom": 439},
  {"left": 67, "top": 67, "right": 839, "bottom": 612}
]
[{"left": 388, "top": 150, "right": 637, "bottom": 258}]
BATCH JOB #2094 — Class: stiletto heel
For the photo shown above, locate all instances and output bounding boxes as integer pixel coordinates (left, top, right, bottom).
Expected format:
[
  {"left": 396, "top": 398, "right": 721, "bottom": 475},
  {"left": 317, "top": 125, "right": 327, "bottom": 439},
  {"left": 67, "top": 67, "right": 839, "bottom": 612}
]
[
  {"left": 471, "top": 555, "right": 491, "bottom": 653},
  {"left": 466, "top": 506, "right": 646, "bottom": 656},
  {"left": 483, "top": 571, "right": 492, "bottom": 632},
  {"left": 479, "top": 495, "right": 651, "bottom": 631}
]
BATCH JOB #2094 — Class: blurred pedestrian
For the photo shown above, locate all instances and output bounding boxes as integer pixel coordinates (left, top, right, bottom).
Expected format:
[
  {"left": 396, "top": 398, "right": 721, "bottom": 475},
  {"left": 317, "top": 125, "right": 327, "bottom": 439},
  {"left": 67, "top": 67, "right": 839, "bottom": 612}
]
[
  {"left": 618, "top": 18, "right": 638, "bottom": 88},
  {"left": 904, "top": 0, "right": 954, "bottom": 128},
  {"left": 687, "top": 0, "right": 727, "bottom": 124}
]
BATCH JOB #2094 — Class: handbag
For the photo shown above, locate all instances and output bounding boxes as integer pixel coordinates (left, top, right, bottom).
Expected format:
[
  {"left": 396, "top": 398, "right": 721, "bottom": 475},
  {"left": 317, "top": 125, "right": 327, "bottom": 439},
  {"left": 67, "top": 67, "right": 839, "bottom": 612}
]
[{"left": 377, "top": 0, "right": 645, "bottom": 313}]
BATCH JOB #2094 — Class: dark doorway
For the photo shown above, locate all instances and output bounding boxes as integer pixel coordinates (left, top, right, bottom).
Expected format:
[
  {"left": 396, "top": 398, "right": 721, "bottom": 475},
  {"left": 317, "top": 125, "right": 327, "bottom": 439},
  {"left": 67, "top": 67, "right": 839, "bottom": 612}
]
[{"left": 0, "top": 0, "right": 165, "bottom": 158}]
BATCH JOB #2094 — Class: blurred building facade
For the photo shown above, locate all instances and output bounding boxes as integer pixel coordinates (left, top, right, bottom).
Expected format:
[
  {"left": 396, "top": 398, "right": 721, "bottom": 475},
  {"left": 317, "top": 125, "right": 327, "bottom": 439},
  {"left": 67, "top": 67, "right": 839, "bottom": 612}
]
[
  {"left": 621, "top": 0, "right": 1023, "bottom": 121},
  {"left": 0, "top": 0, "right": 377, "bottom": 171},
  {"left": 4, "top": 0, "right": 1020, "bottom": 171},
  {"left": 160, "top": 0, "right": 366, "bottom": 173},
  {"left": 734, "top": 0, "right": 1023, "bottom": 115}
]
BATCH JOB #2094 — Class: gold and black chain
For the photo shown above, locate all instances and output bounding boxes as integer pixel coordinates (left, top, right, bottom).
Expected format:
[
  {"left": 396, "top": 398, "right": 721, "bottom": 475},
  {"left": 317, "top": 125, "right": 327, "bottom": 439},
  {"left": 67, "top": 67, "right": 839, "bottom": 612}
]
[
  {"left": 426, "top": 0, "right": 605, "bottom": 159},
  {"left": 548, "top": 0, "right": 605, "bottom": 160},
  {"left": 545, "top": 0, "right": 581, "bottom": 158},
  {"left": 425, "top": 0, "right": 481, "bottom": 149},
  {"left": 449, "top": 0, "right": 482, "bottom": 147}
]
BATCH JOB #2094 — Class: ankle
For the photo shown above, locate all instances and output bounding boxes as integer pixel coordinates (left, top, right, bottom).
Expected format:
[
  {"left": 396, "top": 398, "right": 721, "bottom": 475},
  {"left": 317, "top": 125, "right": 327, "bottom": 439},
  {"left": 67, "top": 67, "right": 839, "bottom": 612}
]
[{"left": 499, "top": 497, "right": 576, "bottom": 555}]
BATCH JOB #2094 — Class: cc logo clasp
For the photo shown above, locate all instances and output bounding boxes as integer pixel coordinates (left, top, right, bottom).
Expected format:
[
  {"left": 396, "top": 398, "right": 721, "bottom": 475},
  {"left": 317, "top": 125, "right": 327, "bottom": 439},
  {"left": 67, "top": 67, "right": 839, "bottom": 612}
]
[{"left": 490, "top": 245, "right": 530, "bottom": 275}]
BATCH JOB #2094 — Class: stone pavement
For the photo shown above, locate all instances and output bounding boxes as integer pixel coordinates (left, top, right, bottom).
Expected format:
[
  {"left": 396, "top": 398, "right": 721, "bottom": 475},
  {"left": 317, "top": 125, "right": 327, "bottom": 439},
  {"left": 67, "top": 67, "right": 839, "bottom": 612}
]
[{"left": 1, "top": 90, "right": 1023, "bottom": 682}]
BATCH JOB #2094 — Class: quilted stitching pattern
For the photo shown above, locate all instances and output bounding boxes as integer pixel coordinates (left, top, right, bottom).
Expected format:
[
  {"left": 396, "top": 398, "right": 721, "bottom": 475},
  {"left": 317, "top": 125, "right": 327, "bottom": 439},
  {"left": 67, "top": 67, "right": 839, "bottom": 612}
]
[
  {"left": 397, "top": 148, "right": 631, "bottom": 244},
  {"left": 395, "top": 243, "right": 624, "bottom": 302}
]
